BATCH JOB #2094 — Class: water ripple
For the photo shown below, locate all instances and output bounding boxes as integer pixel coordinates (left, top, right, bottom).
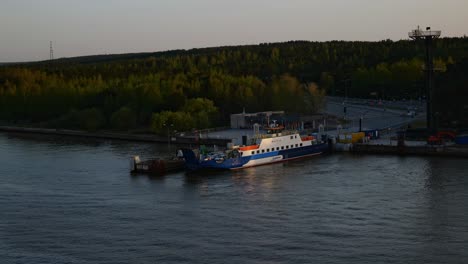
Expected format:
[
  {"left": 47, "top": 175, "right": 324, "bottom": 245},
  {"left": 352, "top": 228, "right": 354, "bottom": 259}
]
[{"left": 1, "top": 133, "right": 468, "bottom": 264}]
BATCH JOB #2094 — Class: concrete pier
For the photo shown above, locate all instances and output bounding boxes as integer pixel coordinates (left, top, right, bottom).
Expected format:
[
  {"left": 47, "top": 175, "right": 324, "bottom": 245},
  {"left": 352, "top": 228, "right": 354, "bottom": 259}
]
[
  {"left": 352, "top": 143, "right": 468, "bottom": 158},
  {"left": 0, "top": 126, "right": 231, "bottom": 146}
]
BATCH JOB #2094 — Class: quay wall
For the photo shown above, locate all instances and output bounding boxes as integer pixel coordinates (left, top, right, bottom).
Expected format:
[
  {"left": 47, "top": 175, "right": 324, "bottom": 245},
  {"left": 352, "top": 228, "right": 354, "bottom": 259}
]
[
  {"left": 0, "top": 126, "right": 231, "bottom": 146},
  {"left": 352, "top": 143, "right": 468, "bottom": 158}
]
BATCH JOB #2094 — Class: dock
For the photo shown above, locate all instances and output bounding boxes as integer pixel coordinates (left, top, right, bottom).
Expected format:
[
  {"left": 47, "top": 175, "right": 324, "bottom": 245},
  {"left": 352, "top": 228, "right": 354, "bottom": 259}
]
[
  {"left": 130, "top": 156, "right": 186, "bottom": 175},
  {"left": 0, "top": 126, "right": 231, "bottom": 146},
  {"left": 352, "top": 143, "right": 468, "bottom": 158}
]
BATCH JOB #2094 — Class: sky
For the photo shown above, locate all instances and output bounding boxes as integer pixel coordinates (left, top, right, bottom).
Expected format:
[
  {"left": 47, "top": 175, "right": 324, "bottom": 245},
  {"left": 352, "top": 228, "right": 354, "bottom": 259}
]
[{"left": 1, "top": 0, "right": 467, "bottom": 62}]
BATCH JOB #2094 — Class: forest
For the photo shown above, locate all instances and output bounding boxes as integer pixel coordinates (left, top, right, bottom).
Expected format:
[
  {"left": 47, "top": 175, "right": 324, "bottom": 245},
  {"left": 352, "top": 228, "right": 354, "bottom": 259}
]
[{"left": 0, "top": 37, "right": 467, "bottom": 133}]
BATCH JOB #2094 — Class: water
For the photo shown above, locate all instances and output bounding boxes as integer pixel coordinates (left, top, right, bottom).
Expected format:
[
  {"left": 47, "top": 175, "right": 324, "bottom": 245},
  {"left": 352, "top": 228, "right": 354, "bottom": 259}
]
[{"left": 1, "top": 133, "right": 467, "bottom": 264}]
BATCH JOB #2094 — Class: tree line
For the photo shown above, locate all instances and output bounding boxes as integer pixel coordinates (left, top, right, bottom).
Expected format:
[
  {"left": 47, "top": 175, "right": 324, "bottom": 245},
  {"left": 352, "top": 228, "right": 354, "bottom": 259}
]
[{"left": 0, "top": 37, "right": 467, "bottom": 132}]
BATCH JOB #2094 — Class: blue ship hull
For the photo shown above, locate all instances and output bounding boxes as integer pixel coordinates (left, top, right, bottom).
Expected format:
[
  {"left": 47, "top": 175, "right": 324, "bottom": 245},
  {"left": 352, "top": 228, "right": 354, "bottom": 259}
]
[{"left": 181, "top": 143, "right": 328, "bottom": 171}]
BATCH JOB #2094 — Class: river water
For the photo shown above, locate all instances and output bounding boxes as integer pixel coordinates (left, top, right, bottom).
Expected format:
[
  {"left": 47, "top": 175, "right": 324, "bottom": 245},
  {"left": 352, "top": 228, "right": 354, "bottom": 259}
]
[{"left": 1, "top": 132, "right": 467, "bottom": 264}]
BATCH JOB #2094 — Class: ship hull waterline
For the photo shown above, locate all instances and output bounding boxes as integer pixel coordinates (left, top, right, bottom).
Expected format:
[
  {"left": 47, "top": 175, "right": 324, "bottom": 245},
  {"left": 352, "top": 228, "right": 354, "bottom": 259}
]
[{"left": 180, "top": 143, "right": 328, "bottom": 171}]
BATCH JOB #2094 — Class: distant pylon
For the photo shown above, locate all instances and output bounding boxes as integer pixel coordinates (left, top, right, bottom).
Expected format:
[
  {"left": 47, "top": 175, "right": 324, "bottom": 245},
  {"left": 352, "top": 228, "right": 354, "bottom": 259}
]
[{"left": 49, "top": 41, "right": 54, "bottom": 60}]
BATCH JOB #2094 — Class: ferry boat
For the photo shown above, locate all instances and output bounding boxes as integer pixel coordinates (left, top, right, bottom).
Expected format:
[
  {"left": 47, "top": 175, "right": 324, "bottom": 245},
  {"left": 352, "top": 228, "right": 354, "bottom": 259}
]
[{"left": 180, "top": 122, "right": 328, "bottom": 171}]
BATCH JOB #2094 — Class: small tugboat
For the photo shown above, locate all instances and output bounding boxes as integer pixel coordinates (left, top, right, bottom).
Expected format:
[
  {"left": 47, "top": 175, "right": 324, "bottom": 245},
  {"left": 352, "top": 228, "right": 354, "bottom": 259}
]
[
  {"left": 180, "top": 122, "right": 328, "bottom": 171},
  {"left": 130, "top": 155, "right": 185, "bottom": 175}
]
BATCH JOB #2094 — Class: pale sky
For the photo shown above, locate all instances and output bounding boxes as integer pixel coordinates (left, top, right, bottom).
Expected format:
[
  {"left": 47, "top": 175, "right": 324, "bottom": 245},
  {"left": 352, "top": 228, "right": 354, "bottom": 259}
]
[{"left": 1, "top": 0, "right": 467, "bottom": 62}]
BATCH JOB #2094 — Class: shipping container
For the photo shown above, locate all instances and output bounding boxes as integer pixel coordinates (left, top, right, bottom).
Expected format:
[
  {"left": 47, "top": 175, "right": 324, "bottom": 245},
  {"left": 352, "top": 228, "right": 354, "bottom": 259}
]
[{"left": 455, "top": 134, "right": 468, "bottom": 145}]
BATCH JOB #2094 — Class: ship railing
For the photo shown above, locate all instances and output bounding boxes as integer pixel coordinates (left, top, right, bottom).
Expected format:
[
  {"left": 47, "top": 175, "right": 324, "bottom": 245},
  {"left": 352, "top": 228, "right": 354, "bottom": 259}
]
[{"left": 253, "top": 130, "right": 299, "bottom": 139}]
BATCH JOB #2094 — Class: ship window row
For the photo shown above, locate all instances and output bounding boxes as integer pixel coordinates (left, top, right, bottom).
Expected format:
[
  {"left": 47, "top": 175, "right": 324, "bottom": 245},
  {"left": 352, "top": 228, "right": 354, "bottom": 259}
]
[{"left": 250, "top": 143, "right": 304, "bottom": 155}]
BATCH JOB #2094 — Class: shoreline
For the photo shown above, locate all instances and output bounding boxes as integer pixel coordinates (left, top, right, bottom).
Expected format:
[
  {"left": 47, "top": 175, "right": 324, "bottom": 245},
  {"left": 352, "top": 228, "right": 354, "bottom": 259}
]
[
  {"left": 352, "top": 143, "right": 468, "bottom": 158},
  {"left": 0, "top": 126, "right": 231, "bottom": 146},
  {"left": 3, "top": 125, "right": 467, "bottom": 158}
]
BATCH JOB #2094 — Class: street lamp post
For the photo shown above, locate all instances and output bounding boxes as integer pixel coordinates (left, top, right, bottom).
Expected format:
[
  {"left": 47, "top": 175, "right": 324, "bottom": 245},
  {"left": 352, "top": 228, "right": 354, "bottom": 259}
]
[
  {"left": 359, "top": 115, "right": 362, "bottom": 132},
  {"left": 163, "top": 123, "right": 173, "bottom": 146},
  {"left": 340, "top": 78, "right": 351, "bottom": 103},
  {"left": 358, "top": 110, "right": 369, "bottom": 132}
]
